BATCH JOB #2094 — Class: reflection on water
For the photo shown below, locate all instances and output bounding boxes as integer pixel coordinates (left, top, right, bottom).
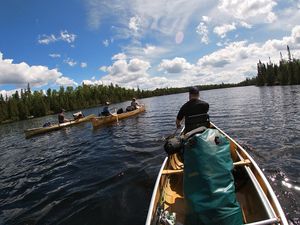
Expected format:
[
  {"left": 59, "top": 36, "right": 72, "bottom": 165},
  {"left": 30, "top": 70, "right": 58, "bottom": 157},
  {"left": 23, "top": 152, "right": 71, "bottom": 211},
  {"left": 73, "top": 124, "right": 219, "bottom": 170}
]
[{"left": 0, "top": 85, "right": 299, "bottom": 225}]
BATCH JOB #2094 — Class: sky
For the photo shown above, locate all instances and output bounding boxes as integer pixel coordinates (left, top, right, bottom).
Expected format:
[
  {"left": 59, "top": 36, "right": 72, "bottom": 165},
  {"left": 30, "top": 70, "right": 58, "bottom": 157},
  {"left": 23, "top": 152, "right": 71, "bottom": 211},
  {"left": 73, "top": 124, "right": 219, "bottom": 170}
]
[{"left": 1, "top": 0, "right": 300, "bottom": 96}]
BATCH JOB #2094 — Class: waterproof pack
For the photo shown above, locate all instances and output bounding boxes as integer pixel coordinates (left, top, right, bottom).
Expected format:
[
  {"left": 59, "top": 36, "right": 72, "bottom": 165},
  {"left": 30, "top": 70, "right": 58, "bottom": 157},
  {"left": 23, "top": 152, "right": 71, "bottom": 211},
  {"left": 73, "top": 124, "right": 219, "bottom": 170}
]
[
  {"left": 183, "top": 128, "right": 243, "bottom": 225},
  {"left": 164, "top": 136, "right": 183, "bottom": 155}
]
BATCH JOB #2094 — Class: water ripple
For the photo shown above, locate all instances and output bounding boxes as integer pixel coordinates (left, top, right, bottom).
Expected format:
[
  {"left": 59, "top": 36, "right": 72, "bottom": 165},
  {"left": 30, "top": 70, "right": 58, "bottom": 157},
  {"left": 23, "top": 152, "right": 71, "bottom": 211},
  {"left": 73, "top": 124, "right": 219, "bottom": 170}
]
[{"left": 0, "top": 86, "right": 299, "bottom": 224}]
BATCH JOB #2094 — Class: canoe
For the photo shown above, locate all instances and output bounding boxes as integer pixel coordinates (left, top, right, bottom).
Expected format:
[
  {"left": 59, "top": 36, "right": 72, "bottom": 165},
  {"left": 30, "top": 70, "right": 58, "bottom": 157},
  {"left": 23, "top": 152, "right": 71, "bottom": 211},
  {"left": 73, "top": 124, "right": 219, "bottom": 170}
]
[
  {"left": 91, "top": 105, "right": 145, "bottom": 128},
  {"left": 146, "top": 122, "right": 288, "bottom": 225},
  {"left": 24, "top": 114, "right": 96, "bottom": 138}
]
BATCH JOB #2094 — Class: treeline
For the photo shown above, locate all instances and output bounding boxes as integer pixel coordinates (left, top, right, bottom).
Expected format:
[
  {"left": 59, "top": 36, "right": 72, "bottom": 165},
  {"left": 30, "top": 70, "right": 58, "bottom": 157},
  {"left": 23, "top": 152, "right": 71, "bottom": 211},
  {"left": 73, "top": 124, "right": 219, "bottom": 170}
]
[
  {"left": 256, "top": 45, "right": 300, "bottom": 86},
  {"left": 0, "top": 82, "right": 241, "bottom": 124},
  {"left": 2, "top": 45, "right": 299, "bottom": 124},
  {"left": 0, "top": 83, "right": 139, "bottom": 123}
]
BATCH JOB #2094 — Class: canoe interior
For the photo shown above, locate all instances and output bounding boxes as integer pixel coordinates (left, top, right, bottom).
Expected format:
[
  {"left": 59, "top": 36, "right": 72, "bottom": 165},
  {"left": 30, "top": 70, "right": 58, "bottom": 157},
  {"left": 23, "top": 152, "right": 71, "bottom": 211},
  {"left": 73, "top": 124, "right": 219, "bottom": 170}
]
[
  {"left": 91, "top": 105, "right": 145, "bottom": 127},
  {"left": 147, "top": 123, "right": 287, "bottom": 225}
]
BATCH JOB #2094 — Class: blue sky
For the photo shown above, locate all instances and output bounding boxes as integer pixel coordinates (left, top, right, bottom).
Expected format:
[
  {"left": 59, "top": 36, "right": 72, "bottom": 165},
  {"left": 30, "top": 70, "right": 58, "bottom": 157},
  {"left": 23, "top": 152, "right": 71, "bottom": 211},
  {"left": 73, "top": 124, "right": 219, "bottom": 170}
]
[{"left": 1, "top": 0, "right": 300, "bottom": 96}]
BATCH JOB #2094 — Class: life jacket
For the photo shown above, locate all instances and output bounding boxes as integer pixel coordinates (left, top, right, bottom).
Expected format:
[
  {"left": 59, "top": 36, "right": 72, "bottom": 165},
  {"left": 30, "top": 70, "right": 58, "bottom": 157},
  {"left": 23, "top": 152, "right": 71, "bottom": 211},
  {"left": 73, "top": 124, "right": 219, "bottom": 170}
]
[{"left": 58, "top": 113, "right": 65, "bottom": 123}]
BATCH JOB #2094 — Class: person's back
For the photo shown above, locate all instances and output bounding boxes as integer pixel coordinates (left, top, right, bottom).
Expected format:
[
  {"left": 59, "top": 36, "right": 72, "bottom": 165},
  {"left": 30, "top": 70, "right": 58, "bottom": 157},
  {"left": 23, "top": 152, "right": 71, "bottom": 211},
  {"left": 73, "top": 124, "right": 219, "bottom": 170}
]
[
  {"left": 176, "top": 87, "right": 209, "bottom": 133},
  {"left": 58, "top": 109, "right": 69, "bottom": 123},
  {"left": 101, "top": 102, "right": 111, "bottom": 116},
  {"left": 58, "top": 113, "right": 64, "bottom": 123}
]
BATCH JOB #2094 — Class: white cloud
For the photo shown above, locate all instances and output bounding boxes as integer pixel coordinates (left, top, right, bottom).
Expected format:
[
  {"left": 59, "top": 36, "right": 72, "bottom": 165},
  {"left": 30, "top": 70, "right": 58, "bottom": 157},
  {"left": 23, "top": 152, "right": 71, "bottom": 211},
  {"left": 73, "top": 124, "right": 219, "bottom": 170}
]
[
  {"left": 0, "top": 89, "right": 21, "bottom": 98},
  {"left": 120, "top": 44, "right": 170, "bottom": 64},
  {"left": 196, "top": 22, "right": 209, "bottom": 44},
  {"left": 84, "top": 57, "right": 167, "bottom": 89},
  {"left": 103, "top": 39, "right": 109, "bottom": 47},
  {"left": 107, "top": 60, "right": 128, "bottom": 75},
  {"left": 291, "top": 25, "right": 300, "bottom": 44},
  {"left": 129, "top": 16, "right": 141, "bottom": 32},
  {"left": 264, "top": 25, "right": 300, "bottom": 52},
  {"left": 82, "top": 79, "right": 103, "bottom": 86},
  {"left": 218, "top": 0, "right": 277, "bottom": 24},
  {"left": 159, "top": 57, "right": 193, "bottom": 73},
  {"left": 99, "top": 66, "right": 107, "bottom": 72},
  {"left": 85, "top": 0, "right": 212, "bottom": 37},
  {"left": 112, "top": 53, "right": 127, "bottom": 60},
  {"left": 89, "top": 25, "right": 300, "bottom": 89},
  {"left": 239, "top": 21, "right": 252, "bottom": 29},
  {"left": 38, "top": 34, "right": 57, "bottom": 45},
  {"left": 64, "top": 58, "right": 77, "bottom": 67},
  {"left": 213, "top": 23, "right": 236, "bottom": 38},
  {"left": 81, "top": 62, "right": 87, "bottom": 68},
  {"left": 0, "top": 52, "right": 77, "bottom": 88},
  {"left": 142, "top": 45, "right": 169, "bottom": 58},
  {"left": 195, "top": 26, "right": 300, "bottom": 83},
  {"left": 56, "top": 77, "right": 78, "bottom": 86},
  {"left": 60, "top": 30, "right": 76, "bottom": 43},
  {"left": 49, "top": 53, "right": 61, "bottom": 58},
  {"left": 128, "top": 58, "right": 150, "bottom": 72},
  {"left": 38, "top": 30, "right": 77, "bottom": 45},
  {"left": 202, "top": 16, "right": 211, "bottom": 23}
]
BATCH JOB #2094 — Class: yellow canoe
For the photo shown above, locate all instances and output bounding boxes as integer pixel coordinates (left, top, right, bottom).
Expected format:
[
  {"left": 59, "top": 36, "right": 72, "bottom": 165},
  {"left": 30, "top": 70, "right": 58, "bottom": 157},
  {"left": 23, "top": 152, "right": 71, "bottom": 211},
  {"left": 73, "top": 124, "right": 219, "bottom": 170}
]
[
  {"left": 146, "top": 122, "right": 288, "bottom": 225},
  {"left": 24, "top": 114, "right": 96, "bottom": 138},
  {"left": 91, "top": 105, "right": 145, "bottom": 128}
]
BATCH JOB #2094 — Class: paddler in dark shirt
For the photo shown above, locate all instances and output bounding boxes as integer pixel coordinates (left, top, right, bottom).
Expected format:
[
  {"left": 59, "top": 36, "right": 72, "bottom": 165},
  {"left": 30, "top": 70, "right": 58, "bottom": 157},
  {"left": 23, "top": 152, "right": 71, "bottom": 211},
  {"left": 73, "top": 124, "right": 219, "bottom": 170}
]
[
  {"left": 176, "top": 87, "right": 210, "bottom": 133},
  {"left": 58, "top": 109, "right": 70, "bottom": 124},
  {"left": 101, "top": 102, "right": 112, "bottom": 116}
]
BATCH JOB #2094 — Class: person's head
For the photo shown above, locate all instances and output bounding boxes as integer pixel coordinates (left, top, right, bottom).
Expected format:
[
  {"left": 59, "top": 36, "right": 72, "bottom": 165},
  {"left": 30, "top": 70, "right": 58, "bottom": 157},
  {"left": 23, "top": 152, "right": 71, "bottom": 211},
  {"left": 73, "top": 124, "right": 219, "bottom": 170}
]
[
  {"left": 189, "top": 86, "right": 199, "bottom": 100},
  {"left": 132, "top": 98, "right": 136, "bottom": 102},
  {"left": 60, "top": 109, "right": 65, "bottom": 113},
  {"left": 105, "top": 101, "right": 110, "bottom": 106}
]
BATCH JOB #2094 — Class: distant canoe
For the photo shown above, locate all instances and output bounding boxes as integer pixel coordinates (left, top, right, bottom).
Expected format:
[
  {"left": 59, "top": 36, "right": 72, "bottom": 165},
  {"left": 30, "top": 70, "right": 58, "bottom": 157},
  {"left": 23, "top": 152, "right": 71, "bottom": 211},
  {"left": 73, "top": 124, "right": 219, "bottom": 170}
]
[
  {"left": 145, "top": 122, "right": 288, "bottom": 225},
  {"left": 24, "top": 114, "right": 96, "bottom": 138},
  {"left": 91, "top": 105, "right": 145, "bottom": 128}
]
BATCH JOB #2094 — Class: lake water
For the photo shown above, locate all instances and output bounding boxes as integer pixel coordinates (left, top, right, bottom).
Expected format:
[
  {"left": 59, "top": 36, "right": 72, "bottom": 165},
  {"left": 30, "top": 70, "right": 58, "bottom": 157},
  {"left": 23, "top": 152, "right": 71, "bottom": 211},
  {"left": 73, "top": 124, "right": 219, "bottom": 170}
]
[{"left": 0, "top": 86, "right": 299, "bottom": 225}]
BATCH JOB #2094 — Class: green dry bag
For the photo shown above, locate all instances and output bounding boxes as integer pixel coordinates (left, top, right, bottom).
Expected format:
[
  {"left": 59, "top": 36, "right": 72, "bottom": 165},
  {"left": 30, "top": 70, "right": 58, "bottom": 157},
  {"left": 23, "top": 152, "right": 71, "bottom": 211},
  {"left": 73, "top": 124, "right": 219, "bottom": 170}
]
[{"left": 184, "top": 128, "right": 243, "bottom": 225}]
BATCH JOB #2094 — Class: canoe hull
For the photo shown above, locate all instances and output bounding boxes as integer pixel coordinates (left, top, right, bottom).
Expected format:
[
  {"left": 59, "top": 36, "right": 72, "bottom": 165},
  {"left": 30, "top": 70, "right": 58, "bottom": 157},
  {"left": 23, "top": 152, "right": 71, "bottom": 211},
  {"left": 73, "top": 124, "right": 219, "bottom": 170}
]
[
  {"left": 24, "top": 114, "right": 96, "bottom": 138},
  {"left": 91, "top": 105, "right": 145, "bottom": 128},
  {"left": 146, "top": 122, "right": 288, "bottom": 225}
]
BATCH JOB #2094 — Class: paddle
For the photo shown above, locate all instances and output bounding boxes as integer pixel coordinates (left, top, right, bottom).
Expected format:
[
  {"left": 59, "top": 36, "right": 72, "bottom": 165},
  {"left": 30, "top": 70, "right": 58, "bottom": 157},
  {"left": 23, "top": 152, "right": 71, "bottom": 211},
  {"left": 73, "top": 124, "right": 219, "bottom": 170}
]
[{"left": 114, "top": 109, "right": 119, "bottom": 124}]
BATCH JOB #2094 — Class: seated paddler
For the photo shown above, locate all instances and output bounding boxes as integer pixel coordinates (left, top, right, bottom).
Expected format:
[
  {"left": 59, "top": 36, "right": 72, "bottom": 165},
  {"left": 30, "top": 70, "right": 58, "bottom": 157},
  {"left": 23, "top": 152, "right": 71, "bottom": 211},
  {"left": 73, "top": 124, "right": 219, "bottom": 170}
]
[
  {"left": 58, "top": 109, "right": 70, "bottom": 124},
  {"left": 131, "top": 98, "right": 141, "bottom": 109},
  {"left": 101, "top": 102, "right": 112, "bottom": 116},
  {"left": 176, "top": 86, "right": 210, "bottom": 134}
]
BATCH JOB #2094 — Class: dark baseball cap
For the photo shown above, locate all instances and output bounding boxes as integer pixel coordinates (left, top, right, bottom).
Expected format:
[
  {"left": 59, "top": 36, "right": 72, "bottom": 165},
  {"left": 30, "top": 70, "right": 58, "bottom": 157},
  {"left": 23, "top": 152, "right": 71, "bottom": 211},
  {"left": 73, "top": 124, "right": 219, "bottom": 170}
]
[{"left": 189, "top": 86, "right": 199, "bottom": 94}]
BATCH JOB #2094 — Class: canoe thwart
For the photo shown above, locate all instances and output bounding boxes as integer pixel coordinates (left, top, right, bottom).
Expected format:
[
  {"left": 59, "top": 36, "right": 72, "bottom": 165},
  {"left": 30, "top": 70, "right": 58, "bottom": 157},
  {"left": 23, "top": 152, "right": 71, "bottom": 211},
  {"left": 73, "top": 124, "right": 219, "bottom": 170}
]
[
  {"left": 162, "top": 169, "right": 183, "bottom": 175},
  {"left": 233, "top": 159, "right": 251, "bottom": 167},
  {"left": 162, "top": 159, "right": 251, "bottom": 175}
]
